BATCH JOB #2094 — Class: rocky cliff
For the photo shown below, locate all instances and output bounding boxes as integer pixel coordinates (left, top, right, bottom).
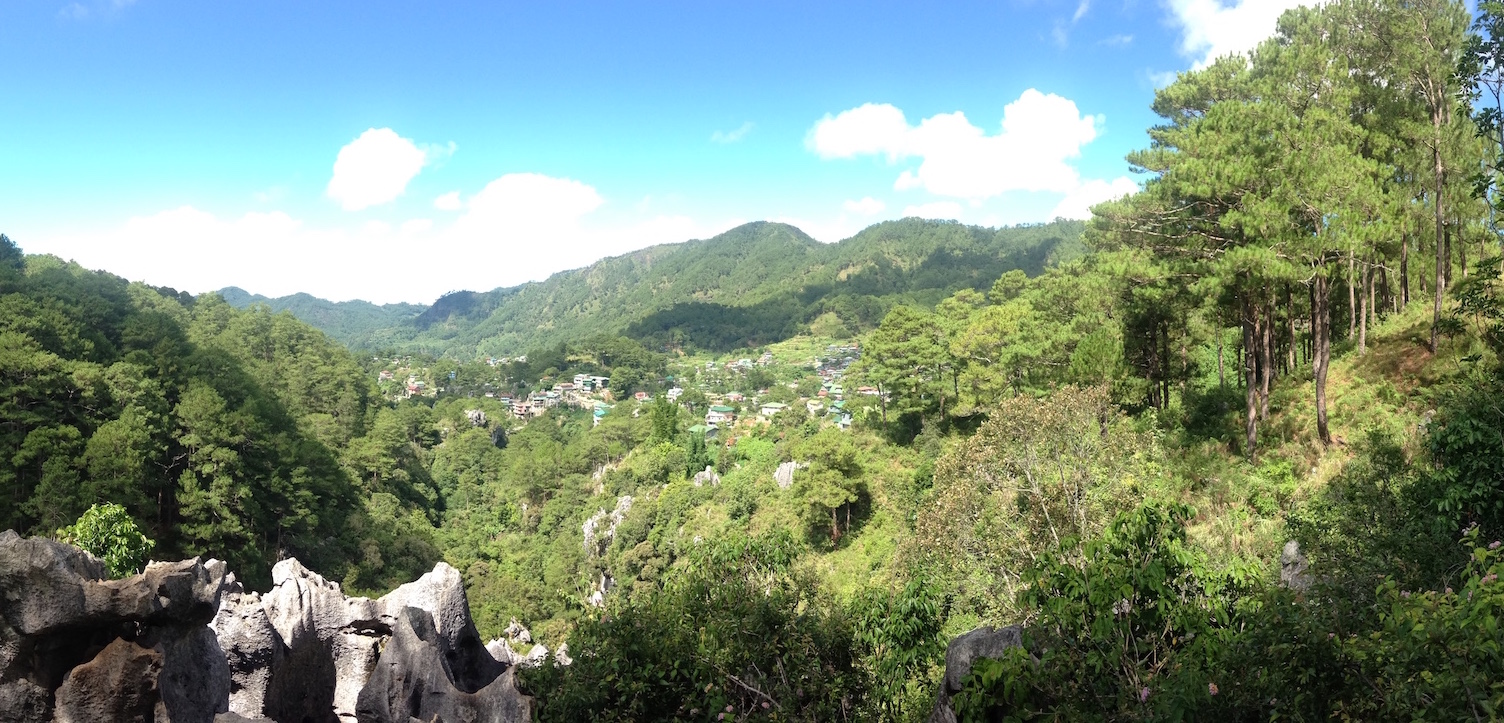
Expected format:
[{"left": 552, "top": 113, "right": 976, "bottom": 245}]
[{"left": 0, "top": 530, "right": 532, "bottom": 723}]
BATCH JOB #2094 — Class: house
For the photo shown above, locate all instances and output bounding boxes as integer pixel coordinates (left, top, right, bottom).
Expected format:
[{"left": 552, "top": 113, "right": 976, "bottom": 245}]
[
  {"left": 805, "top": 399, "right": 825, "bottom": 415},
  {"left": 593, "top": 407, "right": 608, "bottom": 427},
  {"left": 666, "top": 387, "right": 684, "bottom": 401},
  {"left": 858, "top": 386, "right": 879, "bottom": 396},
  {"left": 688, "top": 423, "right": 718, "bottom": 440},
  {"left": 378, "top": 370, "right": 394, "bottom": 381},
  {"left": 726, "top": 392, "right": 745, "bottom": 402},
  {"left": 705, "top": 405, "right": 735, "bottom": 426},
  {"left": 760, "top": 402, "right": 789, "bottom": 418},
  {"left": 634, "top": 391, "right": 650, "bottom": 402},
  {"left": 574, "top": 373, "right": 591, "bottom": 387}
]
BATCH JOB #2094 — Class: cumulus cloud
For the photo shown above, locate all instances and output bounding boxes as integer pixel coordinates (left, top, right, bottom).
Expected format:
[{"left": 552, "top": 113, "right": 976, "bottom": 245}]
[
  {"left": 1050, "top": 177, "right": 1139, "bottom": 219},
  {"left": 433, "top": 191, "right": 464, "bottom": 211},
  {"left": 326, "top": 128, "right": 431, "bottom": 211},
  {"left": 808, "top": 90, "right": 1101, "bottom": 199},
  {"left": 26, "top": 173, "right": 730, "bottom": 304},
  {"left": 1166, "top": 0, "right": 1313, "bottom": 68},
  {"left": 452, "top": 173, "right": 604, "bottom": 238},
  {"left": 711, "top": 122, "right": 755, "bottom": 143},
  {"left": 901, "top": 201, "right": 965, "bottom": 220},
  {"left": 843, "top": 197, "right": 886, "bottom": 215}
]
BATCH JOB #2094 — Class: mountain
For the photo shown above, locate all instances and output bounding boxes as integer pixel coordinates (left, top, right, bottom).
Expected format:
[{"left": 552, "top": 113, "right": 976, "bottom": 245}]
[
  {"left": 217, "top": 287, "right": 425, "bottom": 349},
  {"left": 225, "top": 218, "right": 1086, "bottom": 357}
]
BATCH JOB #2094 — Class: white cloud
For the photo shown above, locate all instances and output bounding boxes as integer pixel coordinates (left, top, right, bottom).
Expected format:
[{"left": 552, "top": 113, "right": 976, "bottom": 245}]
[
  {"left": 711, "top": 122, "right": 755, "bottom": 143},
  {"left": 452, "top": 173, "right": 604, "bottom": 238},
  {"left": 808, "top": 91, "right": 1101, "bottom": 199},
  {"left": 1050, "top": 177, "right": 1139, "bottom": 219},
  {"left": 1100, "top": 34, "right": 1134, "bottom": 46},
  {"left": 843, "top": 197, "right": 886, "bottom": 215},
  {"left": 433, "top": 191, "right": 463, "bottom": 211},
  {"left": 901, "top": 201, "right": 965, "bottom": 220},
  {"left": 1166, "top": 0, "right": 1312, "bottom": 68},
  {"left": 1074, "top": 0, "right": 1091, "bottom": 21},
  {"left": 326, "top": 128, "right": 431, "bottom": 211},
  {"left": 21, "top": 172, "right": 739, "bottom": 304}
]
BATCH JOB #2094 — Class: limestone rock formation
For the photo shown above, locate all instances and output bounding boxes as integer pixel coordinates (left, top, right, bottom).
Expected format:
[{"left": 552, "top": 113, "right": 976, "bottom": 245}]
[
  {"left": 582, "top": 495, "right": 633, "bottom": 557},
  {"left": 1280, "top": 539, "right": 1311, "bottom": 591},
  {"left": 0, "top": 530, "right": 532, "bottom": 723},
  {"left": 774, "top": 461, "right": 807, "bottom": 490},
  {"left": 355, "top": 607, "right": 529, "bottom": 723},
  {"left": 928, "top": 625, "right": 1025, "bottom": 723},
  {"left": 0, "top": 529, "right": 231, "bottom": 723},
  {"left": 692, "top": 465, "right": 720, "bottom": 487}
]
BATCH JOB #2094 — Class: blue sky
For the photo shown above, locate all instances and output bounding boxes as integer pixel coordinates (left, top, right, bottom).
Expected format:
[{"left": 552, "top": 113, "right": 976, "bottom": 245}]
[{"left": 1, "top": 0, "right": 1308, "bottom": 303}]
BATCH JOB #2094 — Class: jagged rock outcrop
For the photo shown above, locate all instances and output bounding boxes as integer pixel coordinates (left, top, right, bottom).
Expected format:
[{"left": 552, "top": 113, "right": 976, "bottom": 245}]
[
  {"left": 582, "top": 496, "right": 633, "bottom": 557},
  {"left": 0, "top": 530, "right": 531, "bottom": 723},
  {"left": 1280, "top": 540, "right": 1311, "bottom": 592},
  {"left": 356, "top": 607, "right": 529, "bottom": 723},
  {"left": 928, "top": 625, "right": 1025, "bottom": 723},
  {"left": 774, "top": 461, "right": 807, "bottom": 490},
  {"left": 0, "top": 529, "right": 231, "bottom": 723},
  {"left": 692, "top": 465, "right": 720, "bottom": 487}
]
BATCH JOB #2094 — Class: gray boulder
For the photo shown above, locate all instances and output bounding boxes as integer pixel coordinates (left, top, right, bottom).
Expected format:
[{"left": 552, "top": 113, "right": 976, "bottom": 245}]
[
  {"left": 210, "top": 578, "right": 284, "bottom": 716},
  {"left": 50, "top": 637, "right": 162, "bottom": 723},
  {"left": 1281, "top": 540, "right": 1311, "bottom": 592},
  {"left": 0, "top": 530, "right": 231, "bottom": 723},
  {"left": 355, "top": 607, "right": 529, "bottom": 723},
  {"left": 929, "top": 625, "right": 1025, "bottom": 723},
  {"left": 0, "top": 530, "right": 532, "bottom": 723}
]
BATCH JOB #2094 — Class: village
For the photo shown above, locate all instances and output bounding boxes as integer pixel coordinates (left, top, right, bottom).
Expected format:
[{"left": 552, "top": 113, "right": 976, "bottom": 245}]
[{"left": 368, "top": 339, "right": 873, "bottom": 439}]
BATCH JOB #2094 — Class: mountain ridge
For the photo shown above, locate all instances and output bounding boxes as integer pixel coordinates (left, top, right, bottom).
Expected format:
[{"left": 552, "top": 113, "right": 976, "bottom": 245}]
[{"left": 220, "top": 217, "right": 1086, "bottom": 356}]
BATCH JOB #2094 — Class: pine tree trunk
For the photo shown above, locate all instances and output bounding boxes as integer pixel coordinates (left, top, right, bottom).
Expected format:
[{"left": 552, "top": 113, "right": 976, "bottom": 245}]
[
  {"left": 1259, "top": 300, "right": 1272, "bottom": 421},
  {"left": 1287, "top": 285, "right": 1296, "bottom": 374},
  {"left": 1349, "top": 253, "right": 1357, "bottom": 339},
  {"left": 1432, "top": 118, "right": 1446, "bottom": 353},
  {"left": 1218, "top": 325, "right": 1225, "bottom": 389},
  {"left": 1244, "top": 295, "right": 1259, "bottom": 461},
  {"left": 1460, "top": 225, "right": 1468, "bottom": 279},
  {"left": 1315, "top": 273, "right": 1332, "bottom": 446},
  {"left": 1358, "top": 259, "right": 1369, "bottom": 355},
  {"left": 1444, "top": 221, "right": 1453, "bottom": 289},
  {"left": 1402, "top": 233, "right": 1411, "bottom": 306}
]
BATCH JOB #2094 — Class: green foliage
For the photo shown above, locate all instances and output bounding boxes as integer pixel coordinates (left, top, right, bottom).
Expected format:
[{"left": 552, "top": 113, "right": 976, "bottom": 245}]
[
  {"left": 790, "top": 428, "right": 866, "bottom": 544},
  {"left": 523, "top": 530, "right": 861, "bottom": 722},
  {"left": 909, "top": 385, "right": 1154, "bottom": 622},
  {"left": 58, "top": 503, "right": 155, "bottom": 578},
  {"left": 850, "top": 577, "right": 946, "bottom": 721},
  {"left": 954, "top": 503, "right": 1256, "bottom": 721}
]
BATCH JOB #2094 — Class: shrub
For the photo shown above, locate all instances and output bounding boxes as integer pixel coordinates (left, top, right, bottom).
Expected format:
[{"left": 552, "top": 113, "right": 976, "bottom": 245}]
[{"left": 58, "top": 503, "right": 154, "bottom": 578}]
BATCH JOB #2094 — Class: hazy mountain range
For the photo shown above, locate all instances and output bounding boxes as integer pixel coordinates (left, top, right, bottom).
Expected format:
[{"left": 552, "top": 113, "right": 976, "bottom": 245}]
[{"left": 219, "top": 218, "right": 1086, "bottom": 357}]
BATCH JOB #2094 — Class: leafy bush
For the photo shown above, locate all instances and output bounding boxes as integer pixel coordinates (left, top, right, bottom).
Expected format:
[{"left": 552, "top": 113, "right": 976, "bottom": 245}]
[
  {"left": 524, "top": 530, "right": 861, "bottom": 722},
  {"left": 954, "top": 502, "right": 1257, "bottom": 721},
  {"left": 58, "top": 502, "right": 155, "bottom": 578}
]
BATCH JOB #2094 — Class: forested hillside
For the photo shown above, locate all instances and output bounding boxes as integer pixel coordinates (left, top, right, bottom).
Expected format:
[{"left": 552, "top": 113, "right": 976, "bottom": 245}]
[
  {"left": 10, "top": 0, "right": 1504, "bottom": 719},
  {"left": 218, "top": 286, "right": 424, "bottom": 349},
  {"left": 227, "top": 218, "right": 1084, "bottom": 358}
]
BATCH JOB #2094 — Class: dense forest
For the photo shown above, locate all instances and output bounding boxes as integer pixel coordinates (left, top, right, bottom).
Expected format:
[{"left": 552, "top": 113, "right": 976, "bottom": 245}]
[
  {"left": 224, "top": 218, "right": 1085, "bottom": 357},
  {"left": 9, "top": 0, "right": 1504, "bottom": 719}
]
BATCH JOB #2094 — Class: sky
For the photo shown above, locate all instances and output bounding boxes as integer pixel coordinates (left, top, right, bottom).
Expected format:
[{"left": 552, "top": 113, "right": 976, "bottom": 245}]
[{"left": 0, "top": 0, "right": 1313, "bottom": 304}]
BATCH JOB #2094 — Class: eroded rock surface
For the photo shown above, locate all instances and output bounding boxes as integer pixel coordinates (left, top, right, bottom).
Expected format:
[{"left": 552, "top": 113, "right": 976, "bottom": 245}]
[
  {"left": 928, "top": 625, "right": 1025, "bottom": 723},
  {"left": 0, "top": 530, "right": 532, "bottom": 723}
]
